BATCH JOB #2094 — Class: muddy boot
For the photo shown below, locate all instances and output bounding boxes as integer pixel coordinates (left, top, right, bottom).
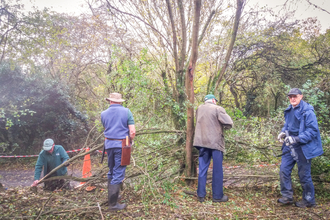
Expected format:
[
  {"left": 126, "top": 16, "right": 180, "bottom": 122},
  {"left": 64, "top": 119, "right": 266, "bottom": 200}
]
[
  {"left": 278, "top": 197, "right": 294, "bottom": 205},
  {"left": 213, "top": 195, "right": 229, "bottom": 203},
  {"left": 108, "top": 183, "right": 127, "bottom": 211},
  {"left": 197, "top": 196, "right": 205, "bottom": 203},
  {"left": 108, "top": 179, "right": 121, "bottom": 200},
  {"left": 295, "top": 200, "right": 316, "bottom": 208}
]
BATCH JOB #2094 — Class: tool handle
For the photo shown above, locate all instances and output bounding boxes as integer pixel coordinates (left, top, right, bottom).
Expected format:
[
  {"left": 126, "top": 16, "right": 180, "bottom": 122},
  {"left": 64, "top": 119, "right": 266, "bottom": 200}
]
[{"left": 285, "top": 130, "right": 289, "bottom": 137}]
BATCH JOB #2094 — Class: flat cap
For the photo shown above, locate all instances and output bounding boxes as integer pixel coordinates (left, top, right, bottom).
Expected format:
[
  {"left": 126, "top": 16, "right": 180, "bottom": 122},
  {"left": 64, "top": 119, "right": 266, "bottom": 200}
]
[{"left": 287, "top": 88, "right": 302, "bottom": 96}]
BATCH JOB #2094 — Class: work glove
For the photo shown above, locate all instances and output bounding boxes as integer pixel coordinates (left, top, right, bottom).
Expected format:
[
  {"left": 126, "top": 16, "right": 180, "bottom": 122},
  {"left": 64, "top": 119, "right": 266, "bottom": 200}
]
[
  {"left": 284, "top": 136, "right": 300, "bottom": 146},
  {"left": 277, "top": 132, "right": 286, "bottom": 143},
  {"left": 63, "top": 161, "right": 71, "bottom": 167}
]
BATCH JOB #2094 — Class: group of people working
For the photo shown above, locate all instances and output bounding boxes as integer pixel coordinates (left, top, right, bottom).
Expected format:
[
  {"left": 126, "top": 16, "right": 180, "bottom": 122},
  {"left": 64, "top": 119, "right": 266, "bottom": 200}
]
[{"left": 32, "top": 88, "right": 323, "bottom": 211}]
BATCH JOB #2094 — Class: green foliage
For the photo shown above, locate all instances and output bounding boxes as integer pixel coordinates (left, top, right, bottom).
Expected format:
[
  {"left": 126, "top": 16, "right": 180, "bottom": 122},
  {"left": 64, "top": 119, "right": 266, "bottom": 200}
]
[
  {"left": 224, "top": 112, "right": 284, "bottom": 164},
  {"left": 300, "top": 80, "right": 330, "bottom": 128},
  {"left": 311, "top": 132, "right": 330, "bottom": 181},
  {"left": 0, "top": 62, "right": 88, "bottom": 154},
  {"left": 227, "top": 108, "right": 246, "bottom": 120}
]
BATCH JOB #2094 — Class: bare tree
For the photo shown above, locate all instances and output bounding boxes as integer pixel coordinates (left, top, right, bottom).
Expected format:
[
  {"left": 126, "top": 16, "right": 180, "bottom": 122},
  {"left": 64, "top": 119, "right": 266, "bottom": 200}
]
[
  {"left": 88, "top": 0, "right": 225, "bottom": 176},
  {"left": 213, "top": 0, "right": 245, "bottom": 93},
  {"left": 185, "top": 0, "right": 202, "bottom": 181}
]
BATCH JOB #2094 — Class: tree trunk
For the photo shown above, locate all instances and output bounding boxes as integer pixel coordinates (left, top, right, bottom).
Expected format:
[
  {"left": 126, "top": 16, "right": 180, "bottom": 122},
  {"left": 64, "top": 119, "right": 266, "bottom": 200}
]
[
  {"left": 185, "top": 0, "right": 201, "bottom": 182},
  {"left": 214, "top": 0, "right": 245, "bottom": 92},
  {"left": 229, "top": 83, "right": 240, "bottom": 109}
]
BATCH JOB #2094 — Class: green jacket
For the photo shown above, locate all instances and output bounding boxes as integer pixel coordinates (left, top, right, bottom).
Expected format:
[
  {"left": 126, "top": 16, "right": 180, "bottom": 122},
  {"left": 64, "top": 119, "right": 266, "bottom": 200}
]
[{"left": 34, "top": 145, "right": 70, "bottom": 180}]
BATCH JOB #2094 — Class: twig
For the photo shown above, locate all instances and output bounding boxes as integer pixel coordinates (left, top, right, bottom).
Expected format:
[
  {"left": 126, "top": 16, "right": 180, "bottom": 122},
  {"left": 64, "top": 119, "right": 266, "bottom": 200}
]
[
  {"left": 82, "top": 124, "right": 98, "bottom": 149},
  {"left": 40, "top": 175, "right": 106, "bottom": 183},
  {"left": 50, "top": 206, "right": 98, "bottom": 214},
  {"left": 132, "top": 155, "right": 136, "bottom": 166},
  {"left": 35, "top": 193, "right": 54, "bottom": 220},
  {"left": 225, "top": 174, "right": 277, "bottom": 178},
  {"left": 105, "top": 0, "right": 171, "bottom": 47},
  {"left": 174, "top": 176, "right": 198, "bottom": 180},
  {"left": 183, "top": 190, "right": 196, "bottom": 196},
  {"left": 136, "top": 130, "right": 185, "bottom": 135},
  {"left": 97, "top": 202, "right": 104, "bottom": 220},
  {"left": 306, "top": 0, "right": 330, "bottom": 15},
  {"left": 305, "top": 209, "right": 323, "bottom": 219}
]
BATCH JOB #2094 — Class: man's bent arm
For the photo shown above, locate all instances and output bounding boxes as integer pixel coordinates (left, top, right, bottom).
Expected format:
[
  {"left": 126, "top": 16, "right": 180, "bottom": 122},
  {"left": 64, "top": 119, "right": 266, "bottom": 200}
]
[
  {"left": 129, "top": 125, "right": 136, "bottom": 140},
  {"left": 34, "top": 156, "right": 43, "bottom": 180},
  {"left": 217, "top": 108, "right": 233, "bottom": 129},
  {"left": 60, "top": 146, "right": 70, "bottom": 163},
  {"left": 298, "top": 112, "right": 319, "bottom": 144}
]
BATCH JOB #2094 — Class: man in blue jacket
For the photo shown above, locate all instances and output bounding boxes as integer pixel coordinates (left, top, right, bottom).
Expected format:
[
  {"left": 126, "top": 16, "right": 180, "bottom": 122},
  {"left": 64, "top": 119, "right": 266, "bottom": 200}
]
[
  {"left": 277, "top": 88, "right": 323, "bottom": 207},
  {"left": 31, "top": 139, "right": 70, "bottom": 191},
  {"left": 101, "top": 92, "right": 136, "bottom": 211}
]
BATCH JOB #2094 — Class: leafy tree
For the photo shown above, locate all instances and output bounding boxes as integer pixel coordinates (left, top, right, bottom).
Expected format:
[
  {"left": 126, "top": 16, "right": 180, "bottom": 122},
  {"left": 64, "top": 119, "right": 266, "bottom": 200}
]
[{"left": 0, "top": 62, "right": 88, "bottom": 154}]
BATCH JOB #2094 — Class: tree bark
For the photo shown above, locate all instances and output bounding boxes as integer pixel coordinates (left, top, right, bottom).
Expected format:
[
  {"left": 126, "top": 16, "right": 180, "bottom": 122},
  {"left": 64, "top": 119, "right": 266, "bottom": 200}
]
[
  {"left": 185, "top": 0, "right": 202, "bottom": 182},
  {"left": 166, "top": 0, "right": 179, "bottom": 72},
  {"left": 229, "top": 83, "right": 240, "bottom": 109}
]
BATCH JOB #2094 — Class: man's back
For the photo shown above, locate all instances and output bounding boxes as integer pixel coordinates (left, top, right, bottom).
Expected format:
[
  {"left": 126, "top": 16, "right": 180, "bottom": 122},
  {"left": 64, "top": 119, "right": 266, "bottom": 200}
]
[
  {"left": 193, "top": 102, "right": 233, "bottom": 152},
  {"left": 101, "top": 104, "right": 129, "bottom": 140}
]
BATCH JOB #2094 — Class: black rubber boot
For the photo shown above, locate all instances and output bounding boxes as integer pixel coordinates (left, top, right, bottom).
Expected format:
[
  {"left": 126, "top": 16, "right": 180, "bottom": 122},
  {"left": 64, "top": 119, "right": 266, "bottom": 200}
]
[
  {"left": 108, "top": 179, "right": 121, "bottom": 200},
  {"left": 108, "top": 183, "right": 127, "bottom": 211}
]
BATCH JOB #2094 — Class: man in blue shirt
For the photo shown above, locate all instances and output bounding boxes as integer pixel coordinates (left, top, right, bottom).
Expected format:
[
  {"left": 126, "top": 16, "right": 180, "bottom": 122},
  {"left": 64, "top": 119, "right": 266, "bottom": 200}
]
[
  {"left": 277, "top": 88, "right": 323, "bottom": 207},
  {"left": 101, "top": 93, "right": 135, "bottom": 211},
  {"left": 31, "top": 139, "right": 70, "bottom": 191}
]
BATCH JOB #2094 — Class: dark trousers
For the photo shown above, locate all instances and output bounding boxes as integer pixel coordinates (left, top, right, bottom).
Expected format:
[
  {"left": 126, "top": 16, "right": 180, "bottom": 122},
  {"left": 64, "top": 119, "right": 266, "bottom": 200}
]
[
  {"left": 197, "top": 148, "right": 224, "bottom": 199},
  {"left": 280, "top": 145, "right": 315, "bottom": 204},
  {"left": 44, "top": 179, "right": 70, "bottom": 191},
  {"left": 106, "top": 148, "right": 126, "bottom": 185}
]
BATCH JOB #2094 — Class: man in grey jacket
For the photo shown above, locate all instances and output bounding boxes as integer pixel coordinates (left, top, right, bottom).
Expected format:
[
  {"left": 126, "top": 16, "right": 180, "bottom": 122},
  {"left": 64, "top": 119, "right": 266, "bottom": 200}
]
[{"left": 193, "top": 94, "right": 233, "bottom": 203}]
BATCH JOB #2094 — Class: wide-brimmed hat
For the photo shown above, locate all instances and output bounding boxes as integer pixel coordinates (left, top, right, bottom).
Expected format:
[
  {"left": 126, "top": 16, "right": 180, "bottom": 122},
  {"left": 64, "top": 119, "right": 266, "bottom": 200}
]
[
  {"left": 105, "top": 93, "right": 125, "bottom": 102},
  {"left": 43, "top": 138, "right": 54, "bottom": 151},
  {"left": 287, "top": 88, "right": 302, "bottom": 96}
]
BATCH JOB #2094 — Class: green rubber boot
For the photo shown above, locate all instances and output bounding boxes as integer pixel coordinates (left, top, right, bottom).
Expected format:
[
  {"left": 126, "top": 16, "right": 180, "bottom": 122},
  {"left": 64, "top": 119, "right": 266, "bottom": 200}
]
[{"left": 108, "top": 182, "right": 127, "bottom": 211}]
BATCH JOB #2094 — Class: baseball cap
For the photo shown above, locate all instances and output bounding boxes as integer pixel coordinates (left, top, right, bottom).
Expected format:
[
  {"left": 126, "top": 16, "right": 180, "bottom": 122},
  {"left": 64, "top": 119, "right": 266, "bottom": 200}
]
[
  {"left": 43, "top": 139, "right": 54, "bottom": 151},
  {"left": 287, "top": 88, "right": 302, "bottom": 96},
  {"left": 204, "top": 94, "right": 218, "bottom": 102}
]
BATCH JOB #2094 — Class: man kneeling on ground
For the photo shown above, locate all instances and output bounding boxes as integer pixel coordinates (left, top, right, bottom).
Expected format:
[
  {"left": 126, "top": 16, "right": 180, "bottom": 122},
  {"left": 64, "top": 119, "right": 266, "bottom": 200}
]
[{"left": 31, "top": 139, "right": 71, "bottom": 191}]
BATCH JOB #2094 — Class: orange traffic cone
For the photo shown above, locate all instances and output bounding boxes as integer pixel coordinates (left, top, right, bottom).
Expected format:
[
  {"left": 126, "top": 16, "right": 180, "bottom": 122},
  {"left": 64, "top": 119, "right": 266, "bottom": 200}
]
[{"left": 80, "top": 148, "right": 92, "bottom": 185}]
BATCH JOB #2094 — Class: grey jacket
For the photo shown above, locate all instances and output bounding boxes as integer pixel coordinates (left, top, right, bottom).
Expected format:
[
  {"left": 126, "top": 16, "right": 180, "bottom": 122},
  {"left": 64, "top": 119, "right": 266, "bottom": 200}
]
[{"left": 193, "top": 102, "right": 233, "bottom": 152}]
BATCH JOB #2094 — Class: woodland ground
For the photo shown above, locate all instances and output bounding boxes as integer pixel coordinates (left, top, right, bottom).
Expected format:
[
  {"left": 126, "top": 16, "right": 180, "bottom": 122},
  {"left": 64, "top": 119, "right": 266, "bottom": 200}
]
[{"left": 0, "top": 158, "right": 330, "bottom": 219}]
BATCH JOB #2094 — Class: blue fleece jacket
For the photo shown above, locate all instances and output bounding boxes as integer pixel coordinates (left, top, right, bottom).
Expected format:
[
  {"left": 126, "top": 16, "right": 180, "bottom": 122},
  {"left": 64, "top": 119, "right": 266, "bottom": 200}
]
[{"left": 101, "top": 104, "right": 135, "bottom": 149}]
